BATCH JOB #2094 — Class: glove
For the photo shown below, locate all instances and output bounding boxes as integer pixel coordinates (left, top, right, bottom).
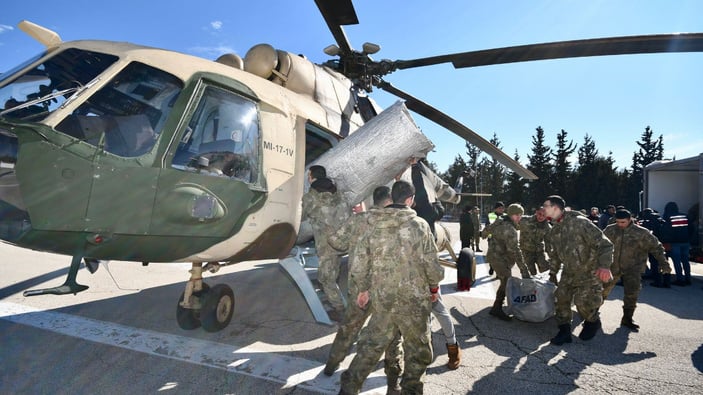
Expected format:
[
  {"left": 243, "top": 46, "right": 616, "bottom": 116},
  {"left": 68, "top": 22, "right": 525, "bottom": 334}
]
[
  {"left": 549, "top": 272, "right": 558, "bottom": 285},
  {"left": 521, "top": 271, "right": 531, "bottom": 279}
]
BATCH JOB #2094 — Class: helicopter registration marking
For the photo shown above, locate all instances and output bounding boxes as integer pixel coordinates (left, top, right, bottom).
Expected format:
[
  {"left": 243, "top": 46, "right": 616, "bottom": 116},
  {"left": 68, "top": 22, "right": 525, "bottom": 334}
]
[{"left": 263, "top": 141, "right": 294, "bottom": 156}]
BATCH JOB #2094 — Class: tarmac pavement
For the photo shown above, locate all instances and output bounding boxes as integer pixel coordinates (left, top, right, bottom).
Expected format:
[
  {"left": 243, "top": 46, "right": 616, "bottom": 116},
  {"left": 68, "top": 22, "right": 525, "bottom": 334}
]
[{"left": 1, "top": 221, "right": 702, "bottom": 394}]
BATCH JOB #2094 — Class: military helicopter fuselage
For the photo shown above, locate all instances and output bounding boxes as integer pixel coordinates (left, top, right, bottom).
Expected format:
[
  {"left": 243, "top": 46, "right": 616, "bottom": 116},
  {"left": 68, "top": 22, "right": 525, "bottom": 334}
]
[{"left": 0, "top": 37, "right": 372, "bottom": 264}]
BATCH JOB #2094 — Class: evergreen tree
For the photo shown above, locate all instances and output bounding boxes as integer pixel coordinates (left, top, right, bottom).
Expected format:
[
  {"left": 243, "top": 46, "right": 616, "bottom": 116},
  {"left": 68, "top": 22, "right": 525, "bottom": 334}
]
[
  {"left": 526, "top": 126, "right": 552, "bottom": 208},
  {"left": 627, "top": 126, "right": 664, "bottom": 211},
  {"left": 485, "top": 133, "right": 507, "bottom": 208},
  {"left": 443, "top": 154, "right": 467, "bottom": 193},
  {"left": 551, "top": 129, "right": 577, "bottom": 198},
  {"left": 504, "top": 150, "right": 527, "bottom": 207}
]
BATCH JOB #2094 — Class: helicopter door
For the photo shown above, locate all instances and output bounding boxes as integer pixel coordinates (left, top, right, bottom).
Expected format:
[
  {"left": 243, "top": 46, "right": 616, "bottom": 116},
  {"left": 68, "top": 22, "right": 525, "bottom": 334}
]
[{"left": 151, "top": 83, "right": 263, "bottom": 237}]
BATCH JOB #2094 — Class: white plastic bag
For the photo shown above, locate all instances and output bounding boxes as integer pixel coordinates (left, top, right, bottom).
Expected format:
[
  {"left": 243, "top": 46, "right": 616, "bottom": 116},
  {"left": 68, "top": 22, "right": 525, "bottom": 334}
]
[{"left": 506, "top": 275, "right": 556, "bottom": 322}]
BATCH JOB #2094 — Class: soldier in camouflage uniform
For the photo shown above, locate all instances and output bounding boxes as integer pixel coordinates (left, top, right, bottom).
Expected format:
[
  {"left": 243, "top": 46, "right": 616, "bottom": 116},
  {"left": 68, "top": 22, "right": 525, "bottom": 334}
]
[
  {"left": 323, "top": 186, "right": 403, "bottom": 388},
  {"left": 603, "top": 209, "right": 672, "bottom": 332},
  {"left": 485, "top": 203, "right": 531, "bottom": 321},
  {"left": 544, "top": 195, "right": 614, "bottom": 345},
  {"left": 339, "top": 180, "right": 444, "bottom": 395},
  {"left": 471, "top": 206, "right": 481, "bottom": 251},
  {"left": 520, "top": 207, "right": 552, "bottom": 275},
  {"left": 301, "top": 165, "right": 350, "bottom": 316}
]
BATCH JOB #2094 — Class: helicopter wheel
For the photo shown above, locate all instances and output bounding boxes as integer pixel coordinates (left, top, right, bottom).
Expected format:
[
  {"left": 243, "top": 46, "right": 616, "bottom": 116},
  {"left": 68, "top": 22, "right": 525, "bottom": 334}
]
[
  {"left": 176, "top": 283, "right": 210, "bottom": 330},
  {"left": 201, "top": 284, "right": 235, "bottom": 332}
]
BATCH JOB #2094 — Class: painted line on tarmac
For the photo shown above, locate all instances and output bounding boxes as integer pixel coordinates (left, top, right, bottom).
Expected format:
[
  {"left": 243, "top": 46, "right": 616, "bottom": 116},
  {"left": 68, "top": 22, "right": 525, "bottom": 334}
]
[{"left": 0, "top": 301, "right": 388, "bottom": 395}]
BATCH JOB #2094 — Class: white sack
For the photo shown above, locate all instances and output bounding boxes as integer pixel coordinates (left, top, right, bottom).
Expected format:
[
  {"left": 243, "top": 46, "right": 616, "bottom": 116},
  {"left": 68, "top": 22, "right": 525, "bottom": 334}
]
[
  {"left": 310, "top": 101, "right": 434, "bottom": 209},
  {"left": 506, "top": 275, "right": 556, "bottom": 322}
]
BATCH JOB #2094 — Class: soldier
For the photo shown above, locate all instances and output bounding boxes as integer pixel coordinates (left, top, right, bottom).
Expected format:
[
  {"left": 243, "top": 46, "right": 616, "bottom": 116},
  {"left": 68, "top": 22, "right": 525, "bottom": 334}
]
[
  {"left": 520, "top": 207, "right": 552, "bottom": 275},
  {"left": 459, "top": 205, "right": 474, "bottom": 249},
  {"left": 485, "top": 203, "right": 531, "bottom": 321},
  {"left": 544, "top": 195, "right": 614, "bottom": 345},
  {"left": 471, "top": 206, "right": 481, "bottom": 251},
  {"left": 339, "top": 180, "right": 444, "bottom": 395},
  {"left": 484, "top": 201, "right": 506, "bottom": 275},
  {"left": 301, "top": 165, "right": 350, "bottom": 319},
  {"left": 324, "top": 186, "right": 403, "bottom": 385},
  {"left": 603, "top": 209, "right": 672, "bottom": 331}
]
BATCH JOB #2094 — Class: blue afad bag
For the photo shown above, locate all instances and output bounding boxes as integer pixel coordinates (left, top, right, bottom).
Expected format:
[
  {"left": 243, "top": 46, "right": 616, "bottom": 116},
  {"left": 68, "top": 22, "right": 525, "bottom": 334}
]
[{"left": 506, "top": 276, "right": 556, "bottom": 322}]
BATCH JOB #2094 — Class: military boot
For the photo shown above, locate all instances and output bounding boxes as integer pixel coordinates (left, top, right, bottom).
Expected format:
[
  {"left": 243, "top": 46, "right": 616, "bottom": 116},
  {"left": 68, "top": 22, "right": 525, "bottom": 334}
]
[
  {"left": 578, "top": 319, "right": 602, "bottom": 341},
  {"left": 446, "top": 343, "right": 461, "bottom": 370},
  {"left": 489, "top": 301, "right": 511, "bottom": 321},
  {"left": 550, "top": 324, "right": 573, "bottom": 345},
  {"left": 621, "top": 307, "right": 640, "bottom": 332}
]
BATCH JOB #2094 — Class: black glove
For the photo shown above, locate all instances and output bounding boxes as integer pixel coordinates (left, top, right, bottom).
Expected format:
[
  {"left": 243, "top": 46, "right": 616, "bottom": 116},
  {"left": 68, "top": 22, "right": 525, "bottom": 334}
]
[{"left": 549, "top": 272, "right": 558, "bottom": 285}]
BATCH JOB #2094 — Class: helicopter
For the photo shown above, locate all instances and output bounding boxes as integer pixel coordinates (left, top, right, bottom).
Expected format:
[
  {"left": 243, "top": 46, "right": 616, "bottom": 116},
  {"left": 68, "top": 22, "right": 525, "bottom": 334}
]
[{"left": 1, "top": 0, "right": 702, "bottom": 332}]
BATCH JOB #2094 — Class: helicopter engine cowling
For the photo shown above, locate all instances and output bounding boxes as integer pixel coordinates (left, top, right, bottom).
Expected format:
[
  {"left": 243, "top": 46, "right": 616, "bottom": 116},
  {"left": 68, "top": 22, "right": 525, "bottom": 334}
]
[{"left": 243, "top": 44, "right": 315, "bottom": 97}]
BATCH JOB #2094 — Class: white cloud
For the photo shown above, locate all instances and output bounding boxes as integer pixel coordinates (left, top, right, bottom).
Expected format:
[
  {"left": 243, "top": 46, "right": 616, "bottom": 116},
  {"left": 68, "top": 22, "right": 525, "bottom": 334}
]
[
  {"left": 210, "top": 21, "right": 223, "bottom": 31},
  {"left": 0, "top": 24, "right": 14, "bottom": 34}
]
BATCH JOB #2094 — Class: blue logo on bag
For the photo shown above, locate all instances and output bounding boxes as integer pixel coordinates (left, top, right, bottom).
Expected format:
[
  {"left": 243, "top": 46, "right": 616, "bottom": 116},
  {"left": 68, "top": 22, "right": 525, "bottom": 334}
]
[{"left": 513, "top": 293, "right": 537, "bottom": 304}]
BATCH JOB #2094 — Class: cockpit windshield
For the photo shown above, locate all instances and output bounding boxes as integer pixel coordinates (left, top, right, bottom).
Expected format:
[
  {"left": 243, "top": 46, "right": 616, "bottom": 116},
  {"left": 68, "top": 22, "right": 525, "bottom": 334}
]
[{"left": 0, "top": 48, "right": 118, "bottom": 122}]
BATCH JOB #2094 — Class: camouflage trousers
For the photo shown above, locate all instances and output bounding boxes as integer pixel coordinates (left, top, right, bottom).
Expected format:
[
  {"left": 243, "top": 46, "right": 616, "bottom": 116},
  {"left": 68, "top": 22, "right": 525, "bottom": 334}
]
[
  {"left": 521, "top": 249, "right": 550, "bottom": 275},
  {"left": 326, "top": 300, "right": 403, "bottom": 373},
  {"left": 317, "top": 250, "right": 345, "bottom": 311},
  {"left": 602, "top": 271, "right": 642, "bottom": 309},
  {"left": 340, "top": 309, "right": 432, "bottom": 394},
  {"left": 555, "top": 278, "right": 603, "bottom": 325},
  {"left": 489, "top": 258, "right": 513, "bottom": 305}
]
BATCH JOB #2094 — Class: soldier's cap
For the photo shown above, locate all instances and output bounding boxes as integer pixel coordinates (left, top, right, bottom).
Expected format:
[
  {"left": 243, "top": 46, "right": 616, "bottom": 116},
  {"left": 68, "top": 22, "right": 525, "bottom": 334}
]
[
  {"left": 615, "top": 209, "right": 632, "bottom": 219},
  {"left": 506, "top": 203, "right": 524, "bottom": 216}
]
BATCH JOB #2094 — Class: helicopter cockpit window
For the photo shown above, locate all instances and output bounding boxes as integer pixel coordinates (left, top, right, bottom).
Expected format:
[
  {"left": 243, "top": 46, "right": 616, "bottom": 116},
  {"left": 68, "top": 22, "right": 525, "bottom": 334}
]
[
  {"left": 172, "top": 85, "right": 260, "bottom": 184},
  {"left": 0, "top": 49, "right": 117, "bottom": 122},
  {"left": 55, "top": 62, "right": 183, "bottom": 157}
]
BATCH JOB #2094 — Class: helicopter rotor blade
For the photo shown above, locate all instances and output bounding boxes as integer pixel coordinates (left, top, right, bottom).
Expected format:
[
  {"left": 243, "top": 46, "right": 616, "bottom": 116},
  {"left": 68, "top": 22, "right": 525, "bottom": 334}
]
[
  {"left": 314, "top": 0, "right": 359, "bottom": 54},
  {"left": 393, "top": 33, "right": 703, "bottom": 70},
  {"left": 377, "top": 80, "right": 538, "bottom": 180}
]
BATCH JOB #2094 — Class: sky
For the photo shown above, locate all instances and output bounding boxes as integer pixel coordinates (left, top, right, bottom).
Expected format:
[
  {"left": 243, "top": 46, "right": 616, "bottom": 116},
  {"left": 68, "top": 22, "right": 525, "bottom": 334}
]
[{"left": 1, "top": 0, "right": 702, "bottom": 175}]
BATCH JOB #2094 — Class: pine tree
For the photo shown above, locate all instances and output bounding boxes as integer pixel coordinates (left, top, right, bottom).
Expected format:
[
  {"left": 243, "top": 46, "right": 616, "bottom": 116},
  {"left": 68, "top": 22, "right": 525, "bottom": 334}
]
[
  {"left": 504, "top": 150, "right": 527, "bottom": 207},
  {"left": 551, "top": 129, "right": 577, "bottom": 198},
  {"left": 526, "top": 126, "right": 552, "bottom": 208}
]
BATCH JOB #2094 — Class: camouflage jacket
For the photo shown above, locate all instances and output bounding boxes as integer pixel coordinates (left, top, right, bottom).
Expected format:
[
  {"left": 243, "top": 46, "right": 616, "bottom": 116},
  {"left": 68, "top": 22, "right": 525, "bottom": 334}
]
[
  {"left": 519, "top": 215, "right": 551, "bottom": 252},
  {"left": 604, "top": 221, "right": 671, "bottom": 275},
  {"left": 328, "top": 208, "right": 379, "bottom": 296},
  {"left": 356, "top": 205, "right": 444, "bottom": 315},
  {"left": 548, "top": 211, "right": 613, "bottom": 284},
  {"left": 486, "top": 216, "right": 529, "bottom": 276},
  {"left": 301, "top": 188, "right": 349, "bottom": 255}
]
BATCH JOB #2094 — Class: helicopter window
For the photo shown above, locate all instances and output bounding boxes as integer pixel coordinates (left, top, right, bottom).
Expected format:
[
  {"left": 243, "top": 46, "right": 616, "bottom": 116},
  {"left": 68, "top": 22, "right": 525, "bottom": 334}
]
[
  {"left": 173, "top": 85, "right": 260, "bottom": 184},
  {"left": 0, "top": 49, "right": 117, "bottom": 122},
  {"left": 305, "top": 122, "right": 337, "bottom": 165},
  {"left": 56, "top": 62, "right": 183, "bottom": 157}
]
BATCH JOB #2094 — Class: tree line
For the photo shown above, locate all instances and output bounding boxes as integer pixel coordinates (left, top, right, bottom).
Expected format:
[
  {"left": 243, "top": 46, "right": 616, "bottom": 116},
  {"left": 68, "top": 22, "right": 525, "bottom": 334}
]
[{"left": 434, "top": 126, "right": 665, "bottom": 215}]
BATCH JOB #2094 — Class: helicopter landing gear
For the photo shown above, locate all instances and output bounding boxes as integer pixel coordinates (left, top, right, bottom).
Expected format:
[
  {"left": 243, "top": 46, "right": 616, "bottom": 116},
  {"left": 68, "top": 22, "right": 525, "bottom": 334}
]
[{"left": 176, "top": 263, "right": 234, "bottom": 332}]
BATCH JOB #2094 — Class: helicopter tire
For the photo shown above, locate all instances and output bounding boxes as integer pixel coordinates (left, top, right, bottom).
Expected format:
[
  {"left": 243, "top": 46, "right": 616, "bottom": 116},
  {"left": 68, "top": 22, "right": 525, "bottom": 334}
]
[
  {"left": 176, "top": 283, "right": 210, "bottom": 330},
  {"left": 201, "top": 283, "right": 235, "bottom": 332}
]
